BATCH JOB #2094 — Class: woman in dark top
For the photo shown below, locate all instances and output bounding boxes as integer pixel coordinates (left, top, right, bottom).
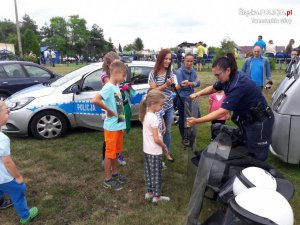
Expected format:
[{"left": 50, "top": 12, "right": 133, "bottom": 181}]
[{"left": 187, "top": 53, "right": 274, "bottom": 161}]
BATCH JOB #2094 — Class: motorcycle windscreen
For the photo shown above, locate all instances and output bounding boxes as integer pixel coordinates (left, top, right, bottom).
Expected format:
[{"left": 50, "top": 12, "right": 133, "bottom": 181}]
[{"left": 185, "top": 131, "right": 232, "bottom": 225}]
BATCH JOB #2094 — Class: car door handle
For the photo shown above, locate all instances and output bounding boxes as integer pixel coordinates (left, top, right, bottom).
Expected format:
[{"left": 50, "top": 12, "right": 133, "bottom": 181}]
[
  {"left": 34, "top": 80, "right": 39, "bottom": 83},
  {"left": 2, "top": 82, "right": 8, "bottom": 84}
]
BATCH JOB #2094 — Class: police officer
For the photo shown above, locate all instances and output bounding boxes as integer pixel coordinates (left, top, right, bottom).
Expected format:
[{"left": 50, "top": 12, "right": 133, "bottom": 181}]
[{"left": 187, "top": 53, "right": 274, "bottom": 161}]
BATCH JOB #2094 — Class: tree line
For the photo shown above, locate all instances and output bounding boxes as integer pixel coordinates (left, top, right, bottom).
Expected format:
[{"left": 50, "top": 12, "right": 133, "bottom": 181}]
[{"left": 0, "top": 14, "right": 114, "bottom": 58}]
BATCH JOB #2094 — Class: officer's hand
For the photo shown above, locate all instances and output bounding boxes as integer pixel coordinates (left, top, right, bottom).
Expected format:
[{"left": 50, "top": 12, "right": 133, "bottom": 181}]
[
  {"left": 186, "top": 117, "right": 198, "bottom": 127},
  {"left": 190, "top": 93, "right": 199, "bottom": 99}
]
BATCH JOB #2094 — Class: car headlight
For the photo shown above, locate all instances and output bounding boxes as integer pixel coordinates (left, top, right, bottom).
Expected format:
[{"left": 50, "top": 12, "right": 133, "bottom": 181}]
[{"left": 5, "top": 97, "right": 35, "bottom": 111}]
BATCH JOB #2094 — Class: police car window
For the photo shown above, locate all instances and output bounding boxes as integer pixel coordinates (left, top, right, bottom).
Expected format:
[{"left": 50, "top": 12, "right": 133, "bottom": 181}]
[
  {"left": 130, "top": 66, "right": 152, "bottom": 84},
  {"left": 81, "top": 69, "right": 102, "bottom": 92},
  {"left": 2, "top": 64, "right": 26, "bottom": 78},
  {"left": 24, "top": 65, "right": 51, "bottom": 78}
]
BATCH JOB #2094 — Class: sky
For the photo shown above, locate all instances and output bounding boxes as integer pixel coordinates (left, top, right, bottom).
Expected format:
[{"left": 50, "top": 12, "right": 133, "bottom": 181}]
[{"left": 1, "top": 0, "right": 299, "bottom": 50}]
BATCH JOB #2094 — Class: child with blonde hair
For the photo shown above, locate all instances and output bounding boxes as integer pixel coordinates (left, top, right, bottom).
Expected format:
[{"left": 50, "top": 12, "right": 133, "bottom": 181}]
[
  {"left": 92, "top": 61, "right": 128, "bottom": 191},
  {"left": 139, "top": 89, "right": 171, "bottom": 203},
  {"left": 0, "top": 100, "right": 38, "bottom": 224}
]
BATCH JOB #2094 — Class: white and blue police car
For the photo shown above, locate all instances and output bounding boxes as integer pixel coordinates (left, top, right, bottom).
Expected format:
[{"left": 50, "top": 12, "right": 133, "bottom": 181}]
[{"left": 2, "top": 61, "right": 155, "bottom": 139}]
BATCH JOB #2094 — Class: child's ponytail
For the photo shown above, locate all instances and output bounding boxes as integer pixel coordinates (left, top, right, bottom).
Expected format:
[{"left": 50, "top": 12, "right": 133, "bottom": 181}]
[
  {"left": 139, "top": 89, "right": 166, "bottom": 123},
  {"left": 139, "top": 98, "right": 147, "bottom": 123}
]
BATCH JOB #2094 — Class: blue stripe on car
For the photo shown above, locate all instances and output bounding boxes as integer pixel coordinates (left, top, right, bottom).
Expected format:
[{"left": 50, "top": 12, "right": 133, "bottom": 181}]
[{"left": 27, "top": 101, "right": 103, "bottom": 115}]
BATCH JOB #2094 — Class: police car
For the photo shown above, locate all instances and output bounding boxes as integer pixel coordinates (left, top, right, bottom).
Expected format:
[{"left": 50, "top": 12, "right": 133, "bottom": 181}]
[{"left": 2, "top": 61, "right": 155, "bottom": 139}]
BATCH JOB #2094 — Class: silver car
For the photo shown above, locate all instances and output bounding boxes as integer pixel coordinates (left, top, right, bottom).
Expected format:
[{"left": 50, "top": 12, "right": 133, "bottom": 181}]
[
  {"left": 270, "top": 58, "right": 300, "bottom": 164},
  {"left": 2, "top": 61, "right": 155, "bottom": 139}
]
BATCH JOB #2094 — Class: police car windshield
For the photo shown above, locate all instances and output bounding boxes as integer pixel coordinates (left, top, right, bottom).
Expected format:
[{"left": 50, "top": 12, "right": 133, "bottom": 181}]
[{"left": 50, "top": 64, "right": 100, "bottom": 87}]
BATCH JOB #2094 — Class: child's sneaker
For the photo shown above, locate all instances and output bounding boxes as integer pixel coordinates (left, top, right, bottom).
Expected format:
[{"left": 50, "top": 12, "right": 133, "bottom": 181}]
[
  {"left": 117, "top": 155, "right": 126, "bottom": 165},
  {"left": 112, "top": 173, "right": 128, "bottom": 184},
  {"left": 103, "top": 179, "right": 123, "bottom": 191},
  {"left": 0, "top": 198, "right": 13, "bottom": 209},
  {"left": 145, "top": 193, "right": 154, "bottom": 200},
  {"left": 152, "top": 196, "right": 170, "bottom": 203},
  {"left": 20, "top": 207, "right": 38, "bottom": 224}
]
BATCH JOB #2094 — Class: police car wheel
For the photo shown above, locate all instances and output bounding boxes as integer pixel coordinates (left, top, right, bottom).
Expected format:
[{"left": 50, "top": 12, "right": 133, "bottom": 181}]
[{"left": 30, "top": 110, "right": 68, "bottom": 139}]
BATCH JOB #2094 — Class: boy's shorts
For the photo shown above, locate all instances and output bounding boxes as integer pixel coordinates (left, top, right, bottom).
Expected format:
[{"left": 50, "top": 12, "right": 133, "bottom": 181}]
[{"left": 104, "top": 130, "right": 124, "bottom": 159}]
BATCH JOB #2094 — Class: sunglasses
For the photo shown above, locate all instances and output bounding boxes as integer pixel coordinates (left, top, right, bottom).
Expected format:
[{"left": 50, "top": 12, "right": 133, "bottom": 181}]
[{"left": 214, "top": 71, "right": 224, "bottom": 77}]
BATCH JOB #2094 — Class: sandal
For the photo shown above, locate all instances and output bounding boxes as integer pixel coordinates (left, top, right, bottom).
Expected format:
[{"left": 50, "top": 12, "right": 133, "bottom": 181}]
[
  {"left": 0, "top": 198, "right": 13, "bottom": 209},
  {"left": 166, "top": 155, "right": 175, "bottom": 163},
  {"left": 20, "top": 207, "right": 39, "bottom": 224}
]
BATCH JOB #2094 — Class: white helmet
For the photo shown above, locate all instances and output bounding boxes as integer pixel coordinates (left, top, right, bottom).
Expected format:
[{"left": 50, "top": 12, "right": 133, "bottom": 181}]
[
  {"left": 232, "top": 187, "right": 294, "bottom": 225},
  {"left": 233, "top": 167, "right": 277, "bottom": 196}
]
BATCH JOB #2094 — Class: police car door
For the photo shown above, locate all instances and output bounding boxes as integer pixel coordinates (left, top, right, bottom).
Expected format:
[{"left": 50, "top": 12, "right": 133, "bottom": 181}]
[
  {"left": 73, "top": 69, "right": 103, "bottom": 130},
  {"left": 128, "top": 65, "right": 152, "bottom": 120}
]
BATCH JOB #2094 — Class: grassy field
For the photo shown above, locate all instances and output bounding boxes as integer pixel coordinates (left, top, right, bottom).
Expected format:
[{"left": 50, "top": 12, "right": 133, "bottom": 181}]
[
  {"left": 0, "top": 62, "right": 299, "bottom": 225},
  {"left": 48, "top": 63, "right": 85, "bottom": 75}
]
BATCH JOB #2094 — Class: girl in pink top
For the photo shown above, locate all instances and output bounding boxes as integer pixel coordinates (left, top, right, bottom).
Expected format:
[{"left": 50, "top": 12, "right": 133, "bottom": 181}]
[{"left": 208, "top": 90, "right": 229, "bottom": 139}]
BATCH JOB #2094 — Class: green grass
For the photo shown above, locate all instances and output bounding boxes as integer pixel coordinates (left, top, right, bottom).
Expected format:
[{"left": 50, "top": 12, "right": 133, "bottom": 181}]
[
  {"left": 0, "top": 63, "right": 299, "bottom": 225},
  {"left": 48, "top": 63, "right": 85, "bottom": 75}
]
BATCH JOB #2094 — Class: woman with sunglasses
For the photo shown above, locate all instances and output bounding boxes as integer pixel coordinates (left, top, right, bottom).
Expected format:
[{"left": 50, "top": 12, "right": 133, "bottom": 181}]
[{"left": 187, "top": 53, "right": 274, "bottom": 161}]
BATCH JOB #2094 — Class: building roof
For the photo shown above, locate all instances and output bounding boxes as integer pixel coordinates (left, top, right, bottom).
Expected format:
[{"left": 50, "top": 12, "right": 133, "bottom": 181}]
[{"left": 178, "top": 42, "right": 197, "bottom": 48}]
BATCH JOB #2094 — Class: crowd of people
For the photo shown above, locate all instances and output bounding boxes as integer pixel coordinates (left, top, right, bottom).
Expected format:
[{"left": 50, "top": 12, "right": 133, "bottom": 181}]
[
  {"left": 1, "top": 35, "right": 300, "bottom": 223},
  {"left": 255, "top": 35, "right": 299, "bottom": 57},
  {"left": 89, "top": 45, "right": 278, "bottom": 202},
  {"left": 41, "top": 48, "right": 56, "bottom": 67},
  {"left": 176, "top": 42, "right": 208, "bottom": 72}
]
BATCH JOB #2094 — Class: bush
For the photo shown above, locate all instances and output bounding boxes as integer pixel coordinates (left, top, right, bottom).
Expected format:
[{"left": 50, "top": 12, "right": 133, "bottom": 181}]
[
  {"left": 268, "top": 57, "right": 276, "bottom": 71},
  {"left": 214, "top": 38, "right": 237, "bottom": 61}
]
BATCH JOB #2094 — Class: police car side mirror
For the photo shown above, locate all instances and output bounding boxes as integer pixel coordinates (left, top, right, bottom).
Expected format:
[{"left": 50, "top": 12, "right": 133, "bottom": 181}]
[{"left": 70, "top": 84, "right": 80, "bottom": 95}]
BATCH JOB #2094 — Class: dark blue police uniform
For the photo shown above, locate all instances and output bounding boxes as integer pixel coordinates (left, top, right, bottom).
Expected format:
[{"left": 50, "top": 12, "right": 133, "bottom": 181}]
[{"left": 213, "top": 71, "right": 274, "bottom": 161}]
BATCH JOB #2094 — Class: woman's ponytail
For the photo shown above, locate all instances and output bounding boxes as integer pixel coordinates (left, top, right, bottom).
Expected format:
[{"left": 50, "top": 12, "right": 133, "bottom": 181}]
[
  {"left": 212, "top": 52, "right": 238, "bottom": 76},
  {"left": 226, "top": 53, "right": 238, "bottom": 75}
]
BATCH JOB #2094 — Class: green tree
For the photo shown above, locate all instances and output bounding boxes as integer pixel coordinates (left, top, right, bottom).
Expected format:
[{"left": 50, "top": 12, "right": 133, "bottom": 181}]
[
  {"left": 39, "top": 23, "right": 51, "bottom": 43},
  {"left": 215, "top": 38, "right": 237, "bottom": 60},
  {"left": 23, "top": 29, "right": 40, "bottom": 56},
  {"left": 134, "top": 37, "right": 144, "bottom": 51},
  {"left": 21, "top": 14, "right": 39, "bottom": 37},
  {"left": 106, "top": 37, "right": 114, "bottom": 52},
  {"left": 0, "top": 19, "right": 18, "bottom": 53},
  {"left": 118, "top": 43, "right": 122, "bottom": 52},
  {"left": 123, "top": 43, "right": 137, "bottom": 52},
  {"left": 40, "top": 17, "right": 69, "bottom": 54},
  {"left": 68, "top": 15, "right": 90, "bottom": 55},
  {"left": 208, "top": 46, "right": 219, "bottom": 54},
  {"left": 89, "top": 24, "right": 105, "bottom": 55}
]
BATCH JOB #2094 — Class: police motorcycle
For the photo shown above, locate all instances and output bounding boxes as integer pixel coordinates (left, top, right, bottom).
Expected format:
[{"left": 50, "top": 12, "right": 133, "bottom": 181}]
[{"left": 182, "top": 97, "right": 295, "bottom": 225}]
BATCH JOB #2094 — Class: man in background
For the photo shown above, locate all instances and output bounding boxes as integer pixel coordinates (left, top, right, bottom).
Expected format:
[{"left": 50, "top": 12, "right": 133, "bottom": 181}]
[
  {"left": 254, "top": 35, "right": 266, "bottom": 53},
  {"left": 242, "top": 45, "right": 272, "bottom": 91},
  {"left": 185, "top": 45, "right": 192, "bottom": 55},
  {"left": 196, "top": 42, "right": 205, "bottom": 72}
]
